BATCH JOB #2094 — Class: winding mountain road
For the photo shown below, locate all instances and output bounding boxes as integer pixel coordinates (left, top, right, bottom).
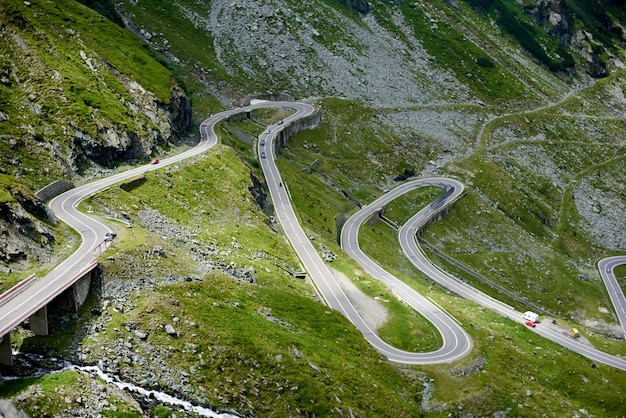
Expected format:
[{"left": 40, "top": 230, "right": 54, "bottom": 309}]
[
  {"left": 261, "top": 108, "right": 473, "bottom": 364},
  {"left": 342, "top": 178, "right": 626, "bottom": 370},
  {"left": 0, "top": 102, "right": 309, "bottom": 339},
  {"left": 2, "top": 100, "right": 625, "bottom": 371}
]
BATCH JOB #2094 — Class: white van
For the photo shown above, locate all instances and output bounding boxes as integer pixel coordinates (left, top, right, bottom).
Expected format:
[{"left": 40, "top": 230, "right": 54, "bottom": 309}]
[{"left": 523, "top": 311, "right": 539, "bottom": 323}]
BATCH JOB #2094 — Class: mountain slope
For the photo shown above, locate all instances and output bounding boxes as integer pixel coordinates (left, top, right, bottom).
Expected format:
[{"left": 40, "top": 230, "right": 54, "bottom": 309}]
[
  {"left": 0, "top": 0, "right": 191, "bottom": 278},
  {"left": 1, "top": 0, "right": 626, "bottom": 416}
]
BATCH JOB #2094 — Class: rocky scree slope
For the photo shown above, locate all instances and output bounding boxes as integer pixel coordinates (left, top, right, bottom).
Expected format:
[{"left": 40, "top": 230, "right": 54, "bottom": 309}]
[{"left": 121, "top": 0, "right": 625, "bottom": 105}]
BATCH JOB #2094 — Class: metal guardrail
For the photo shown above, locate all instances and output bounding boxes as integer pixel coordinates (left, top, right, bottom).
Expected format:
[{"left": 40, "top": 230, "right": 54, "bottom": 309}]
[
  {"left": 417, "top": 237, "right": 555, "bottom": 318},
  {"left": 0, "top": 274, "right": 37, "bottom": 306}
]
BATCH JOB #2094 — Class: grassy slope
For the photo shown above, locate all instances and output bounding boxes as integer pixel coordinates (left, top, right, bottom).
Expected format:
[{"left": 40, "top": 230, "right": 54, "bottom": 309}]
[
  {"left": 0, "top": 0, "right": 183, "bottom": 291},
  {"left": 281, "top": 118, "right": 626, "bottom": 416},
  {"left": 435, "top": 70, "right": 626, "bottom": 327},
  {"left": 11, "top": 109, "right": 625, "bottom": 415},
  {"left": 3, "top": 0, "right": 626, "bottom": 416},
  {"left": 0, "top": 0, "right": 176, "bottom": 187},
  {"left": 6, "top": 145, "right": 424, "bottom": 417},
  {"left": 116, "top": 0, "right": 260, "bottom": 108}
]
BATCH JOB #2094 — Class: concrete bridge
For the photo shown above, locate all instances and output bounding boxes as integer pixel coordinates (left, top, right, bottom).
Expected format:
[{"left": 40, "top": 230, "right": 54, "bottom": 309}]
[{"left": 0, "top": 259, "right": 99, "bottom": 366}]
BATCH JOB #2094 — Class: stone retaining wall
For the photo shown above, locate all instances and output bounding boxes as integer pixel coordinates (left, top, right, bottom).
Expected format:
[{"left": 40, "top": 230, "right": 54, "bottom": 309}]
[
  {"left": 36, "top": 181, "right": 74, "bottom": 202},
  {"left": 275, "top": 109, "right": 322, "bottom": 151},
  {"left": 242, "top": 92, "right": 294, "bottom": 106}
]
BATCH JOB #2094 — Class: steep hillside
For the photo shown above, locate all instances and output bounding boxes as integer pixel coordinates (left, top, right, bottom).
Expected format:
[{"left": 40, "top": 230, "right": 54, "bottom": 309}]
[
  {"left": 1, "top": 0, "right": 626, "bottom": 417},
  {"left": 118, "top": 0, "right": 625, "bottom": 103},
  {"left": 0, "top": 0, "right": 192, "bottom": 280}
]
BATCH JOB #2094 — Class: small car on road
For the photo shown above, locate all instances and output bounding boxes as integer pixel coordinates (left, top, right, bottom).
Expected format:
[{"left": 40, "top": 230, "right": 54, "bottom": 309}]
[
  {"left": 260, "top": 139, "right": 265, "bottom": 146},
  {"left": 150, "top": 158, "right": 159, "bottom": 165},
  {"left": 525, "top": 320, "right": 536, "bottom": 328},
  {"left": 261, "top": 152, "right": 266, "bottom": 158}
]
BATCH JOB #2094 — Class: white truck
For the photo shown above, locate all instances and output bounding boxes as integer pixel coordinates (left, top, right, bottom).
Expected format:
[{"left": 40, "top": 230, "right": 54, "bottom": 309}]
[{"left": 523, "top": 311, "right": 539, "bottom": 323}]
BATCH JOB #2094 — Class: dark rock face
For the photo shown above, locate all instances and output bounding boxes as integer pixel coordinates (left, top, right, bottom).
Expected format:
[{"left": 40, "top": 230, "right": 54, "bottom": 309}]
[
  {"left": 71, "top": 86, "right": 192, "bottom": 168},
  {"left": 0, "top": 201, "right": 53, "bottom": 264},
  {"left": 529, "top": 0, "right": 613, "bottom": 78},
  {"left": 586, "top": 48, "right": 609, "bottom": 78},
  {"left": 0, "top": 189, "right": 58, "bottom": 265},
  {"left": 340, "top": 0, "right": 371, "bottom": 14},
  {"left": 248, "top": 173, "right": 270, "bottom": 215},
  {"left": 531, "top": 0, "right": 571, "bottom": 45},
  {"left": 394, "top": 167, "right": 415, "bottom": 181},
  {"left": 165, "top": 92, "right": 193, "bottom": 135},
  {"left": 11, "top": 191, "right": 57, "bottom": 225}
]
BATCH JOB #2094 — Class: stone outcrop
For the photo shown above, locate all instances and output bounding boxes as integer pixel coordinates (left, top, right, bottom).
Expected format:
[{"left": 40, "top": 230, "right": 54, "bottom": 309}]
[
  {"left": 0, "top": 200, "right": 54, "bottom": 266},
  {"left": 530, "top": 0, "right": 610, "bottom": 78},
  {"left": 11, "top": 191, "right": 57, "bottom": 225},
  {"left": 0, "top": 4, "right": 193, "bottom": 268},
  {"left": 0, "top": 187, "right": 60, "bottom": 267},
  {"left": 72, "top": 85, "right": 192, "bottom": 167},
  {"left": 248, "top": 172, "right": 271, "bottom": 215},
  {"left": 530, "top": 0, "right": 571, "bottom": 45}
]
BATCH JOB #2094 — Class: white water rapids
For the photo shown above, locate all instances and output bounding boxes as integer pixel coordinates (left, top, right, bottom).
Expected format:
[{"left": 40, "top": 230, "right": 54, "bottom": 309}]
[
  {"left": 76, "top": 365, "right": 240, "bottom": 418},
  {"left": 5, "top": 353, "right": 240, "bottom": 418}
]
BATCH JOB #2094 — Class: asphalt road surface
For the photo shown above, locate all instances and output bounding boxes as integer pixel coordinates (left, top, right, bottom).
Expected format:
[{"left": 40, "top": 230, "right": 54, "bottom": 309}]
[
  {"left": 261, "top": 109, "right": 473, "bottom": 364},
  {"left": 598, "top": 256, "right": 626, "bottom": 336},
  {"left": 0, "top": 102, "right": 309, "bottom": 339}
]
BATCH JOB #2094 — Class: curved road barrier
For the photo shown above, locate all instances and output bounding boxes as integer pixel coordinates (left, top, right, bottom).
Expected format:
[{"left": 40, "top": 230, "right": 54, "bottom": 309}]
[{"left": 261, "top": 107, "right": 472, "bottom": 364}]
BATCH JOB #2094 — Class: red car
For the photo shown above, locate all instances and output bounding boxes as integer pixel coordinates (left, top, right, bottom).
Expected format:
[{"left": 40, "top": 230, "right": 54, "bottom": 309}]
[
  {"left": 525, "top": 320, "right": 536, "bottom": 328},
  {"left": 150, "top": 158, "right": 160, "bottom": 165}
]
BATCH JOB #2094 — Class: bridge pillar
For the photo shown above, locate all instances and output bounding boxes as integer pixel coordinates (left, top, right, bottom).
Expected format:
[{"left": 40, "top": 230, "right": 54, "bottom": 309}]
[
  {"left": 29, "top": 305, "right": 48, "bottom": 336},
  {"left": 53, "top": 270, "right": 92, "bottom": 312},
  {"left": 0, "top": 334, "right": 12, "bottom": 366}
]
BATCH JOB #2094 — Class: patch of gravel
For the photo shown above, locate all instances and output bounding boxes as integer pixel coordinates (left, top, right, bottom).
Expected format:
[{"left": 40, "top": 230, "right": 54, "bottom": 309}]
[
  {"left": 178, "top": 0, "right": 471, "bottom": 107},
  {"left": 483, "top": 125, "right": 625, "bottom": 254},
  {"left": 330, "top": 267, "right": 388, "bottom": 330},
  {"left": 380, "top": 107, "right": 486, "bottom": 176},
  {"left": 81, "top": 206, "right": 260, "bottom": 320},
  {"left": 449, "top": 355, "right": 486, "bottom": 377},
  {"left": 137, "top": 208, "right": 199, "bottom": 241},
  {"left": 573, "top": 178, "right": 626, "bottom": 252}
]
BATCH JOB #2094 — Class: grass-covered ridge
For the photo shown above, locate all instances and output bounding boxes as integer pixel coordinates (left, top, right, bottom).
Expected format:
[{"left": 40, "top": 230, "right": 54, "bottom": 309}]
[{"left": 0, "top": 0, "right": 180, "bottom": 187}]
